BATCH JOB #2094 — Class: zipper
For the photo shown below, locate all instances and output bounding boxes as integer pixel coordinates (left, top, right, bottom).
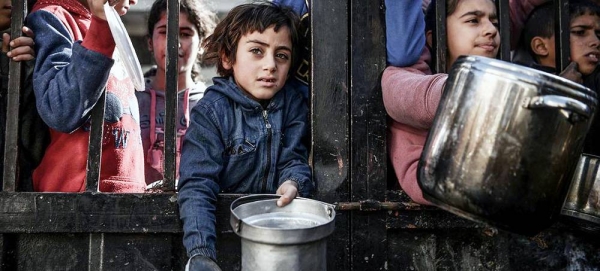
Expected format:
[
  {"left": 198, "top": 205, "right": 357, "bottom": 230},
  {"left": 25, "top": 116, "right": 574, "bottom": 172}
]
[{"left": 261, "top": 110, "right": 272, "bottom": 192}]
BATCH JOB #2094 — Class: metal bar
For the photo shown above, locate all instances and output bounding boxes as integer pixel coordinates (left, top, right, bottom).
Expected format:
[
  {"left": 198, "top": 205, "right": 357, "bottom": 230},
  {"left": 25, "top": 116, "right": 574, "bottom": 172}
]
[
  {"left": 497, "top": 0, "right": 511, "bottom": 61},
  {"left": 85, "top": 91, "right": 106, "bottom": 192},
  {"left": 556, "top": 0, "right": 570, "bottom": 71},
  {"left": 434, "top": 0, "right": 447, "bottom": 73},
  {"left": 350, "top": 0, "right": 388, "bottom": 269},
  {"left": 2, "top": 0, "right": 27, "bottom": 192},
  {"left": 336, "top": 200, "right": 423, "bottom": 211},
  {"left": 163, "top": 0, "right": 179, "bottom": 191},
  {"left": 87, "top": 233, "right": 104, "bottom": 271}
]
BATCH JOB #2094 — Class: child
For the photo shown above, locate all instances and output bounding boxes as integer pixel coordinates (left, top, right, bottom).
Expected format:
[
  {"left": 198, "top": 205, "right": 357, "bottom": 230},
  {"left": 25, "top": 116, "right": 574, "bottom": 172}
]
[
  {"left": 0, "top": 0, "right": 49, "bottom": 191},
  {"left": 136, "top": 0, "right": 216, "bottom": 187},
  {"left": 26, "top": 0, "right": 146, "bottom": 192},
  {"left": 177, "top": 2, "right": 313, "bottom": 270},
  {"left": 382, "top": 0, "right": 543, "bottom": 204},
  {"left": 513, "top": 0, "right": 600, "bottom": 154}
]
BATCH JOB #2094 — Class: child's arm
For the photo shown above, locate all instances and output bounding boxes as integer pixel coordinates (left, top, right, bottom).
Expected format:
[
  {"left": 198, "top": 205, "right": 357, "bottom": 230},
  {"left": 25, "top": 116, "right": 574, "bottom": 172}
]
[
  {"left": 26, "top": 11, "right": 115, "bottom": 132},
  {"left": 275, "top": 86, "right": 313, "bottom": 207},
  {"left": 177, "top": 104, "right": 224, "bottom": 262},
  {"left": 382, "top": 47, "right": 447, "bottom": 129},
  {"left": 2, "top": 26, "right": 35, "bottom": 62},
  {"left": 385, "top": 0, "right": 425, "bottom": 67}
]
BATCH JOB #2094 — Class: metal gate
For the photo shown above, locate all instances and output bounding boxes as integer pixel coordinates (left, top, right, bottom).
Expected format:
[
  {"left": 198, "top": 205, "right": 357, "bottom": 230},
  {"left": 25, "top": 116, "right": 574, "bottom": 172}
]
[{"left": 0, "top": 0, "right": 599, "bottom": 270}]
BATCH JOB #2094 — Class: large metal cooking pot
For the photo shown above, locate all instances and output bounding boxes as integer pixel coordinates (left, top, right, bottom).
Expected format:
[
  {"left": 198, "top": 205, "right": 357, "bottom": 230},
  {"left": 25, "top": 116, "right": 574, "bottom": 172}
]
[
  {"left": 418, "top": 55, "right": 597, "bottom": 235},
  {"left": 230, "top": 194, "right": 335, "bottom": 271},
  {"left": 561, "top": 154, "right": 600, "bottom": 233}
]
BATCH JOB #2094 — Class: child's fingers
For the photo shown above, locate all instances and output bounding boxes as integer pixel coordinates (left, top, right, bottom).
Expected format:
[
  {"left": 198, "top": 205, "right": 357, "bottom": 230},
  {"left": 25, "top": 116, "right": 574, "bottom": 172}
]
[
  {"left": 21, "top": 26, "right": 35, "bottom": 39},
  {"left": 10, "top": 36, "right": 35, "bottom": 48},
  {"left": 1, "top": 33, "right": 10, "bottom": 53},
  {"left": 7, "top": 46, "right": 35, "bottom": 62},
  {"left": 276, "top": 183, "right": 298, "bottom": 207}
]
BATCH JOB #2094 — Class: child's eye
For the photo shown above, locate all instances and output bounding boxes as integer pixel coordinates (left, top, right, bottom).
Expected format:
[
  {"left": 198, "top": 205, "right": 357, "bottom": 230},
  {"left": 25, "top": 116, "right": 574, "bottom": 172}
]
[
  {"left": 250, "top": 48, "right": 262, "bottom": 55},
  {"left": 466, "top": 18, "right": 479, "bottom": 24},
  {"left": 276, "top": 53, "right": 289, "bottom": 60},
  {"left": 491, "top": 20, "right": 499, "bottom": 29},
  {"left": 571, "top": 30, "right": 585, "bottom": 36}
]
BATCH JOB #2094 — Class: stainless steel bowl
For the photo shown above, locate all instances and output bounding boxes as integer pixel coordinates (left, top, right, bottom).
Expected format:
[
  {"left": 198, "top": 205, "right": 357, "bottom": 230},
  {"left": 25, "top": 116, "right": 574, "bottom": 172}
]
[{"left": 561, "top": 154, "right": 600, "bottom": 233}]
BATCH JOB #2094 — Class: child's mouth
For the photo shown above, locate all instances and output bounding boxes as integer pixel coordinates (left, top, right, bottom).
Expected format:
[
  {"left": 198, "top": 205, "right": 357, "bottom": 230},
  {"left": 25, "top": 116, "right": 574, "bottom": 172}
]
[{"left": 587, "top": 53, "right": 599, "bottom": 63}]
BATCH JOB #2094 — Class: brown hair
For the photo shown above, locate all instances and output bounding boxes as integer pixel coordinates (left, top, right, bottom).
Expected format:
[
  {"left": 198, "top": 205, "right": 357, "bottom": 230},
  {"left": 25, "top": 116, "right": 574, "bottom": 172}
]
[
  {"left": 201, "top": 1, "right": 300, "bottom": 77},
  {"left": 147, "top": 0, "right": 217, "bottom": 82}
]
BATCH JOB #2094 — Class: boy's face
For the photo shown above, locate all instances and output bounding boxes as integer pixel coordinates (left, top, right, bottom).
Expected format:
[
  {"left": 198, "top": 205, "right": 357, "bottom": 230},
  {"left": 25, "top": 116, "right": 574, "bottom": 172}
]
[
  {"left": 0, "top": 0, "right": 11, "bottom": 30},
  {"left": 223, "top": 25, "right": 292, "bottom": 102},
  {"left": 149, "top": 11, "right": 201, "bottom": 80},
  {"left": 446, "top": 0, "right": 499, "bottom": 68},
  {"left": 568, "top": 13, "right": 600, "bottom": 75}
]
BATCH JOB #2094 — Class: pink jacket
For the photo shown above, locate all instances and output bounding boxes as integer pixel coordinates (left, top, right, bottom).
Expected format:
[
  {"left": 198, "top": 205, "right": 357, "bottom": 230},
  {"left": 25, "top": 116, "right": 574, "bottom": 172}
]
[{"left": 382, "top": 0, "right": 546, "bottom": 205}]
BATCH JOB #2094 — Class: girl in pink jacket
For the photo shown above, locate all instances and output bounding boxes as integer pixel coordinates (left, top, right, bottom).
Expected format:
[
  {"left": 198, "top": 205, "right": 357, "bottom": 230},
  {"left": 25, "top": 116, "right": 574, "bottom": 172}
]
[{"left": 382, "top": 0, "right": 545, "bottom": 204}]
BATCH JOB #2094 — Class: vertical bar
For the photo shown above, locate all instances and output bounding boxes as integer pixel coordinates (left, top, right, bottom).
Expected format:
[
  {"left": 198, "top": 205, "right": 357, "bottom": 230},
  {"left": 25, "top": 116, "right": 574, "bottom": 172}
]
[
  {"left": 350, "top": 0, "right": 387, "bottom": 269},
  {"left": 2, "top": 0, "right": 27, "bottom": 192},
  {"left": 85, "top": 91, "right": 106, "bottom": 192},
  {"left": 556, "top": 0, "right": 570, "bottom": 71},
  {"left": 88, "top": 233, "right": 104, "bottom": 271},
  {"left": 163, "top": 0, "right": 179, "bottom": 190},
  {"left": 434, "top": 0, "right": 447, "bottom": 73},
  {"left": 496, "top": 0, "right": 511, "bottom": 61},
  {"left": 312, "top": 0, "right": 350, "bottom": 270}
]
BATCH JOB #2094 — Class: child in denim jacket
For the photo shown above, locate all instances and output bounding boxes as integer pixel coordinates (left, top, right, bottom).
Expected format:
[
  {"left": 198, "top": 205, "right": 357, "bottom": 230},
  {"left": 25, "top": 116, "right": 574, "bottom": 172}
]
[{"left": 177, "top": 2, "right": 313, "bottom": 270}]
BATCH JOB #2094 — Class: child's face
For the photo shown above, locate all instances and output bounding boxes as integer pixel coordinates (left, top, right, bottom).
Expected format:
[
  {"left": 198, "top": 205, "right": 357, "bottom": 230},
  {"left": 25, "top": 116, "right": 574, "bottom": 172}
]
[
  {"left": 149, "top": 12, "right": 201, "bottom": 80},
  {"left": 567, "top": 13, "right": 600, "bottom": 75},
  {"left": 446, "top": 0, "right": 499, "bottom": 68},
  {"left": 0, "top": 0, "right": 11, "bottom": 30},
  {"left": 223, "top": 25, "right": 292, "bottom": 102}
]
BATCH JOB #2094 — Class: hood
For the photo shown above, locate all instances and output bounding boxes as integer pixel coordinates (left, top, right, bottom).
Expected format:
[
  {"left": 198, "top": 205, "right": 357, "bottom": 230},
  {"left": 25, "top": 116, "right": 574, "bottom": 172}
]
[
  {"left": 206, "top": 77, "right": 286, "bottom": 111},
  {"left": 143, "top": 75, "right": 206, "bottom": 101}
]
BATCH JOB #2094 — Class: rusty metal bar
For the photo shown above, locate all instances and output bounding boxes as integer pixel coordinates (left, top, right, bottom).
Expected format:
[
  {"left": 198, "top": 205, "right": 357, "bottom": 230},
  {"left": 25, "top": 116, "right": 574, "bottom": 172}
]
[
  {"left": 555, "top": 0, "right": 570, "bottom": 71},
  {"left": 335, "top": 200, "right": 423, "bottom": 211},
  {"left": 433, "top": 0, "right": 447, "bottom": 73},
  {"left": 163, "top": 0, "right": 179, "bottom": 191},
  {"left": 496, "top": 0, "right": 511, "bottom": 61},
  {"left": 2, "top": 0, "right": 27, "bottom": 192}
]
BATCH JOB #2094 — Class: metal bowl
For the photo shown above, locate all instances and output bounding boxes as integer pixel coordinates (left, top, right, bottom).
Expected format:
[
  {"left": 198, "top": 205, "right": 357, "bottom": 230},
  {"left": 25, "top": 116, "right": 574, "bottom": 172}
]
[{"left": 561, "top": 154, "right": 600, "bottom": 233}]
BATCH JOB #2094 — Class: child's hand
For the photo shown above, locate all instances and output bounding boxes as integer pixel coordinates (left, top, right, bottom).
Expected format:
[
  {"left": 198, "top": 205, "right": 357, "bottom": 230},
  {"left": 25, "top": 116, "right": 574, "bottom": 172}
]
[
  {"left": 87, "top": 0, "right": 118, "bottom": 20},
  {"left": 2, "top": 26, "right": 35, "bottom": 62},
  {"left": 276, "top": 180, "right": 299, "bottom": 207},
  {"left": 559, "top": 62, "right": 583, "bottom": 84}
]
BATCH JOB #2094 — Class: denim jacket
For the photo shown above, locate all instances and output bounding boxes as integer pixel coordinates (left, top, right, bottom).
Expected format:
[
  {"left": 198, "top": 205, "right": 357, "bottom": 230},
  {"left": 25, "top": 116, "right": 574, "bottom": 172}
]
[{"left": 178, "top": 77, "right": 313, "bottom": 260}]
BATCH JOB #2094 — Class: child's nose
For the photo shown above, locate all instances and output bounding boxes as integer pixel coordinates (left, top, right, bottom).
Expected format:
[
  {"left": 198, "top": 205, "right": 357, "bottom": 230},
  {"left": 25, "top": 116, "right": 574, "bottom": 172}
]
[
  {"left": 263, "top": 56, "right": 277, "bottom": 72},
  {"left": 483, "top": 21, "right": 498, "bottom": 37}
]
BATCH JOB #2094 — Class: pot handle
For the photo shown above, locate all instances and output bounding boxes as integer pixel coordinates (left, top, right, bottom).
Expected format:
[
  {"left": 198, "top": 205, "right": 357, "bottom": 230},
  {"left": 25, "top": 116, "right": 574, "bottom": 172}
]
[{"left": 524, "top": 95, "right": 592, "bottom": 121}]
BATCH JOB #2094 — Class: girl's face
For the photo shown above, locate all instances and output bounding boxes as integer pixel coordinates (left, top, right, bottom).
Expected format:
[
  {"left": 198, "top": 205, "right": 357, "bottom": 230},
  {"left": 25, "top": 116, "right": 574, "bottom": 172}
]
[
  {"left": 223, "top": 26, "right": 292, "bottom": 102},
  {"left": 149, "top": 11, "right": 201, "bottom": 80},
  {"left": 568, "top": 13, "right": 600, "bottom": 75},
  {"left": 0, "top": 0, "right": 11, "bottom": 30},
  {"left": 446, "top": 0, "right": 499, "bottom": 68}
]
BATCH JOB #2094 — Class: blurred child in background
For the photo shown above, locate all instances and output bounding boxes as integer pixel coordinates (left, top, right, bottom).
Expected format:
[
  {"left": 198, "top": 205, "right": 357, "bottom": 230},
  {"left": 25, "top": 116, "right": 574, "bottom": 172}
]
[{"left": 137, "top": 0, "right": 216, "bottom": 188}]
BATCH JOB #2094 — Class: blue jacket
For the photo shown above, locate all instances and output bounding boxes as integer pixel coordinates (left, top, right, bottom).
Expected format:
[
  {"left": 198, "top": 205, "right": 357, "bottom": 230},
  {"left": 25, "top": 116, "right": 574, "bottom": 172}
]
[{"left": 178, "top": 77, "right": 313, "bottom": 260}]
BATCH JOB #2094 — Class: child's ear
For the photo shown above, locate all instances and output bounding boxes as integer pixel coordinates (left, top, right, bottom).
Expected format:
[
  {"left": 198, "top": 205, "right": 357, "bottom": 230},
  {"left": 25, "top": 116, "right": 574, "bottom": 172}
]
[
  {"left": 531, "top": 37, "right": 549, "bottom": 57},
  {"left": 426, "top": 30, "right": 433, "bottom": 49},
  {"left": 221, "top": 51, "right": 232, "bottom": 70},
  {"left": 147, "top": 37, "right": 153, "bottom": 52}
]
